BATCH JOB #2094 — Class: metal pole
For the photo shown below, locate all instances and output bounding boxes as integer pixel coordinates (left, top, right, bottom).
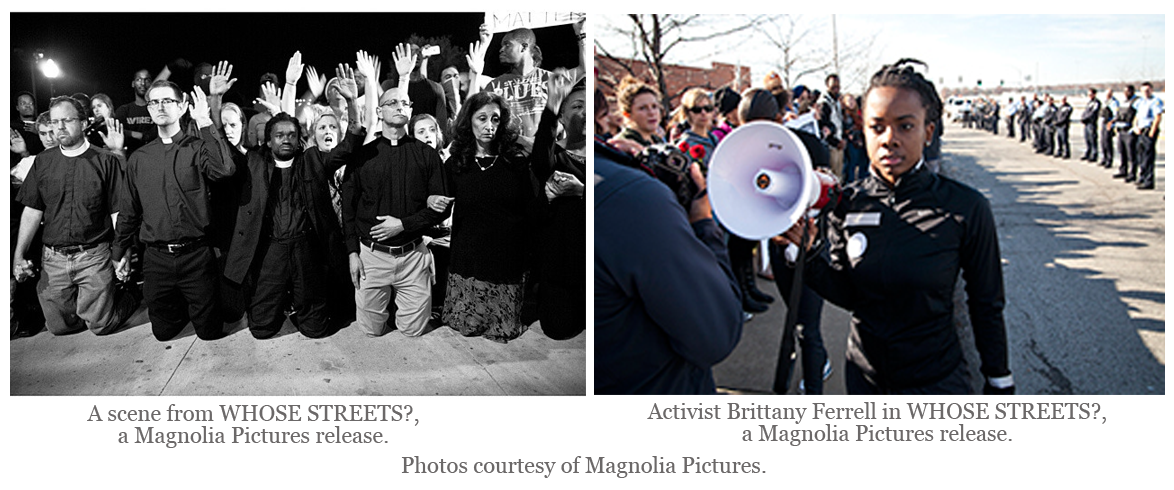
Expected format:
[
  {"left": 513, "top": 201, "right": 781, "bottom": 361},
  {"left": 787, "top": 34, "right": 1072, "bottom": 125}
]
[
  {"left": 832, "top": 15, "right": 839, "bottom": 74},
  {"left": 30, "top": 59, "right": 38, "bottom": 105}
]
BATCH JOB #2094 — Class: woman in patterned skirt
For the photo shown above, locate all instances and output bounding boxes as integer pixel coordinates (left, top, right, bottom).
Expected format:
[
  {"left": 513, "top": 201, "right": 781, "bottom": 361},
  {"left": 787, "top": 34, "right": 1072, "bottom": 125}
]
[{"left": 441, "top": 91, "right": 537, "bottom": 343}]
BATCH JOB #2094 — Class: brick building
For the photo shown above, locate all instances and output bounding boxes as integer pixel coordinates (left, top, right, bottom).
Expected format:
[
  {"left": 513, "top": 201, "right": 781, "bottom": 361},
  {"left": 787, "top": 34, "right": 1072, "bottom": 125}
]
[{"left": 595, "top": 53, "right": 752, "bottom": 109}]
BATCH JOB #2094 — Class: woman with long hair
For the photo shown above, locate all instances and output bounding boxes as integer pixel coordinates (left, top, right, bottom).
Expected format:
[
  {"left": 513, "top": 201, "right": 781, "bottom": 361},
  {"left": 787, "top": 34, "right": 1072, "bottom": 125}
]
[
  {"left": 85, "top": 93, "right": 114, "bottom": 148},
  {"left": 442, "top": 91, "right": 536, "bottom": 343}
]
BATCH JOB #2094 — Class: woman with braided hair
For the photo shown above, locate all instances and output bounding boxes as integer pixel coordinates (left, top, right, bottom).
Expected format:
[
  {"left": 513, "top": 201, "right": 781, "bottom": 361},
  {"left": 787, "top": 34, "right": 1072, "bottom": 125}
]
[{"left": 779, "top": 59, "right": 1014, "bottom": 395}]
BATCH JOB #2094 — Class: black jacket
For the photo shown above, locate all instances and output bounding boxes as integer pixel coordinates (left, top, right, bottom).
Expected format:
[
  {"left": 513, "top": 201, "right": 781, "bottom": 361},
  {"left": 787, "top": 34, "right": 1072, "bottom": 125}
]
[
  {"left": 805, "top": 164, "right": 1010, "bottom": 390},
  {"left": 1055, "top": 103, "right": 1073, "bottom": 128},
  {"left": 222, "top": 147, "right": 348, "bottom": 285},
  {"left": 1042, "top": 103, "right": 1058, "bottom": 128},
  {"left": 594, "top": 144, "right": 742, "bottom": 394},
  {"left": 1081, "top": 98, "right": 1101, "bottom": 125}
]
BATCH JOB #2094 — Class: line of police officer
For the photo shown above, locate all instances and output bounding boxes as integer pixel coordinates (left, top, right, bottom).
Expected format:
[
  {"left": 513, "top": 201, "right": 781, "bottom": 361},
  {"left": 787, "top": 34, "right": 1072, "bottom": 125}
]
[{"left": 1005, "top": 84, "right": 1163, "bottom": 191}]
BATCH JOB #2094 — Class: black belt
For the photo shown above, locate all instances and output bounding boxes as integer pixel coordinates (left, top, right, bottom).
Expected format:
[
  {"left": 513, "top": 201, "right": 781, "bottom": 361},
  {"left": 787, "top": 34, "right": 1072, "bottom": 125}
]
[
  {"left": 361, "top": 237, "right": 421, "bottom": 256},
  {"left": 269, "top": 231, "right": 308, "bottom": 241},
  {"left": 147, "top": 237, "right": 207, "bottom": 255},
  {"left": 46, "top": 242, "right": 102, "bottom": 255}
]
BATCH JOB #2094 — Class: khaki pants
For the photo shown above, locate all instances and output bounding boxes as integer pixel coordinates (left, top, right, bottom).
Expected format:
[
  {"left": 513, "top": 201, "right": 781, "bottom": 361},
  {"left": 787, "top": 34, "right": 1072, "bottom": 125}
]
[
  {"left": 354, "top": 243, "right": 433, "bottom": 337},
  {"left": 828, "top": 146, "right": 844, "bottom": 180},
  {"left": 37, "top": 243, "right": 117, "bottom": 335}
]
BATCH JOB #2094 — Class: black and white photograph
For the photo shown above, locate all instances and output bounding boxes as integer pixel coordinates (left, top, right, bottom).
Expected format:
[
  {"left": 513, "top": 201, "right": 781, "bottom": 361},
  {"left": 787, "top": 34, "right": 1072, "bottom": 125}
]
[{"left": 9, "top": 11, "right": 587, "bottom": 396}]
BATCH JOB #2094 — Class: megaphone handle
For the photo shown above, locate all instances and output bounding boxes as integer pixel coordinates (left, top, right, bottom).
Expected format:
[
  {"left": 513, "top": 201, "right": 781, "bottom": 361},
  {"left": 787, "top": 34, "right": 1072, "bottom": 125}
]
[{"left": 772, "top": 222, "right": 810, "bottom": 394}]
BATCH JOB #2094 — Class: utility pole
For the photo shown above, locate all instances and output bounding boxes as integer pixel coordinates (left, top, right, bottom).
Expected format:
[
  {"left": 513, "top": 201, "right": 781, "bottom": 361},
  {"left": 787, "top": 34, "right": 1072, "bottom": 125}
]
[{"left": 832, "top": 14, "right": 840, "bottom": 74}]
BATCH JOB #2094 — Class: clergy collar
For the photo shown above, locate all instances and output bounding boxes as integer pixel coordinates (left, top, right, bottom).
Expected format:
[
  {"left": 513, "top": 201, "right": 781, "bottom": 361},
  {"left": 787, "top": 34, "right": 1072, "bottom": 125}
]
[
  {"left": 274, "top": 158, "right": 293, "bottom": 169},
  {"left": 60, "top": 139, "right": 91, "bottom": 157}
]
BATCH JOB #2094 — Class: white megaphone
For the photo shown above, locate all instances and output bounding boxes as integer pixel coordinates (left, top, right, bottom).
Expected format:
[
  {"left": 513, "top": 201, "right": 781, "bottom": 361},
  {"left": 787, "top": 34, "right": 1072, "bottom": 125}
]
[{"left": 708, "top": 120, "right": 836, "bottom": 240}]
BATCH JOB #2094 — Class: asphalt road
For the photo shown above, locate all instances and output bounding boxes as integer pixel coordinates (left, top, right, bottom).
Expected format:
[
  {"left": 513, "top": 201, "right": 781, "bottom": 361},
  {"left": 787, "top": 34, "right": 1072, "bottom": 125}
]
[{"left": 714, "top": 122, "right": 1165, "bottom": 395}]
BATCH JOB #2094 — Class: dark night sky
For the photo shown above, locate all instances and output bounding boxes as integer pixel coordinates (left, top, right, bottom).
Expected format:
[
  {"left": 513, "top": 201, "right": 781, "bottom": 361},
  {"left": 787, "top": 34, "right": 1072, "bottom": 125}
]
[{"left": 11, "top": 12, "right": 581, "bottom": 112}]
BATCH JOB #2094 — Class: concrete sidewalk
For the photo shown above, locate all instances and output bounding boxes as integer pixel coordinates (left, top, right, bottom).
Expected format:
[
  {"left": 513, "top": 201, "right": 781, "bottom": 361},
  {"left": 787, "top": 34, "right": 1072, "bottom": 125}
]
[
  {"left": 10, "top": 308, "right": 586, "bottom": 396},
  {"left": 712, "top": 120, "right": 1164, "bottom": 395}
]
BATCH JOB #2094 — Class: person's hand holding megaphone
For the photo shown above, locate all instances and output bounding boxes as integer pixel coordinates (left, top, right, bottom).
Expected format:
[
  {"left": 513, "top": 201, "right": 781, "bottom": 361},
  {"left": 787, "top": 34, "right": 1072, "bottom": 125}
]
[{"left": 773, "top": 217, "right": 817, "bottom": 250}]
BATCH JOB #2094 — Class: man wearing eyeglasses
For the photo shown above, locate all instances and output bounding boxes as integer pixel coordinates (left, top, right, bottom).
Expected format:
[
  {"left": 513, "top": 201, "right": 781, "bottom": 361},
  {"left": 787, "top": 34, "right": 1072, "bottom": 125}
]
[
  {"left": 12, "top": 96, "right": 134, "bottom": 336},
  {"left": 114, "top": 80, "right": 236, "bottom": 341},
  {"left": 339, "top": 85, "right": 448, "bottom": 337},
  {"left": 114, "top": 69, "right": 157, "bottom": 154}
]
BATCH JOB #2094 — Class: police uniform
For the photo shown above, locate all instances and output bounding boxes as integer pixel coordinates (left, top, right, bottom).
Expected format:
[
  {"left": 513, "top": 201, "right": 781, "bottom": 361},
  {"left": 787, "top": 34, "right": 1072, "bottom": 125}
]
[
  {"left": 1111, "top": 95, "right": 1138, "bottom": 180},
  {"left": 1133, "top": 93, "right": 1164, "bottom": 189},
  {"left": 594, "top": 142, "right": 743, "bottom": 394},
  {"left": 1099, "top": 96, "right": 1118, "bottom": 168},
  {"left": 1031, "top": 101, "right": 1048, "bottom": 152},
  {"left": 1018, "top": 99, "right": 1031, "bottom": 143},
  {"left": 1005, "top": 99, "right": 1018, "bottom": 139},
  {"left": 1054, "top": 100, "right": 1073, "bottom": 159},
  {"left": 1039, "top": 102, "right": 1057, "bottom": 155},
  {"left": 803, "top": 162, "right": 1011, "bottom": 393},
  {"left": 1080, "top": 95, "right": 1101, "bottom": 161}
]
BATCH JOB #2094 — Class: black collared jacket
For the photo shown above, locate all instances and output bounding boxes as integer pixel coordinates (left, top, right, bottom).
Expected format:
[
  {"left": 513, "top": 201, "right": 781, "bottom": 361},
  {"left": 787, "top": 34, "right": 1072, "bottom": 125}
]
[
  {"left": 805, "top": 165, "right": 1010, "bottom": 390},
  {"left": 222, "top": 147, "right": 348, "bottom": 285},
  {"left": 115, "top": 124, "right": 235, "bottom": 259}
]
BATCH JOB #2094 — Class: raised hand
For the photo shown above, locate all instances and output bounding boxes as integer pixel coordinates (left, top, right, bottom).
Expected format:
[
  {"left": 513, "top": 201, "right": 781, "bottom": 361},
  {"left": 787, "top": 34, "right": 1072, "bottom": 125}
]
[
  {"left": 545, "top": 68, "right": 574, "bottom": 112},
  {"left": 209, "top": 60, "right": 237, "bottom": 96},
  {"left": 466, "top": 39, "right": 488, "bottom": 76},
  {"left": 190, "top": 86, "right": 213, "bottom": 127},
  {"left": 255, "top": 81, "right": 283, "bottom": 115},
  {"left": 100, "top": 118, "right": 125, "bottom": 152},
  {"left": 306, "top": 65, "right": 326, "bottom": 99},
  {"left": 479, "top": 23, "right": 492, "bottom": 45},
  {"left": 393, "top": 43, "right": 417, "bottom": 79},
  {"left": 11, "top": 128, "right": 28, "bottom": 155},
  {"left": 355, "top": 50, "right": 379, "bottom": 85},
  {"left": 285, "top": 51, "right": 304, "bottom": 86},
  {"left": 573, "top": 17, "right": 585, "bottom": 38},
  {"left": 335, "top": 63, "right": 358, "bottom": 101}
]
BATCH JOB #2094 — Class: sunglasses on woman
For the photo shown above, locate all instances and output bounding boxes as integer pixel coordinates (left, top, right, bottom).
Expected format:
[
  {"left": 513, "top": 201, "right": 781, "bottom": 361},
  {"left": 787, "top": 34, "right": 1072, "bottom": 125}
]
[{"left": 687, "top": 105, "right": 714, "bottom": 114}]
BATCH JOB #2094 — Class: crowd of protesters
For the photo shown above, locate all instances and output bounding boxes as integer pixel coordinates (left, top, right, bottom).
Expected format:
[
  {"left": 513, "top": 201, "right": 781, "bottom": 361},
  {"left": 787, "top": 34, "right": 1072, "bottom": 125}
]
[
  {"left": 594, "top": 70, "right": 882, "bottom": 395},
  {"left": 963, "top": 84, "right": 1163, "bottom": 191},
  {"left": 595, "top": 59, "right": 1013, "bottom": 397},
  {"left": 10, "top": 18, "right": 587, "bottom": 345}
]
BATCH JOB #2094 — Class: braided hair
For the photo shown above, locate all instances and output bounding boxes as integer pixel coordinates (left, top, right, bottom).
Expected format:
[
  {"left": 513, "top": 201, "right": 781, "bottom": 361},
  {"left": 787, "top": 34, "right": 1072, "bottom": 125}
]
[{"left": 866, "top": 59, "right": 942, "bottom": 123}]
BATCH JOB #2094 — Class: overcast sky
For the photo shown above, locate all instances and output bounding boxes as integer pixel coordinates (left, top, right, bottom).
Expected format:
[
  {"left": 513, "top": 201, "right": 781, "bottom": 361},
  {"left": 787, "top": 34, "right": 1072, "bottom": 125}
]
[{"left": 595, "top": 14, "right": 1166, "bottom": 94}]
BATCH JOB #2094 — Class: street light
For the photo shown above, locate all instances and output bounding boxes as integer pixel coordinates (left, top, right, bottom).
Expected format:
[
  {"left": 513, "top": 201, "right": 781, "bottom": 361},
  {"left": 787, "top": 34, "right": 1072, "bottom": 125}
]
[
  {"left": 38, "top": 56, "right": 61, "bottom": 97},
  {"left": 40, "top": 59, "right": 61, "bottom": 78}
]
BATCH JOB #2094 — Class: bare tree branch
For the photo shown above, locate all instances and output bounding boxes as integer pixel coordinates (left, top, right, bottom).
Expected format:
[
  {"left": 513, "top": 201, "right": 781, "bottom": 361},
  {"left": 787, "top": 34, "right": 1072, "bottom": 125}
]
[{"left": 597, "top": 14, "right": 782, "bottom": 112}]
